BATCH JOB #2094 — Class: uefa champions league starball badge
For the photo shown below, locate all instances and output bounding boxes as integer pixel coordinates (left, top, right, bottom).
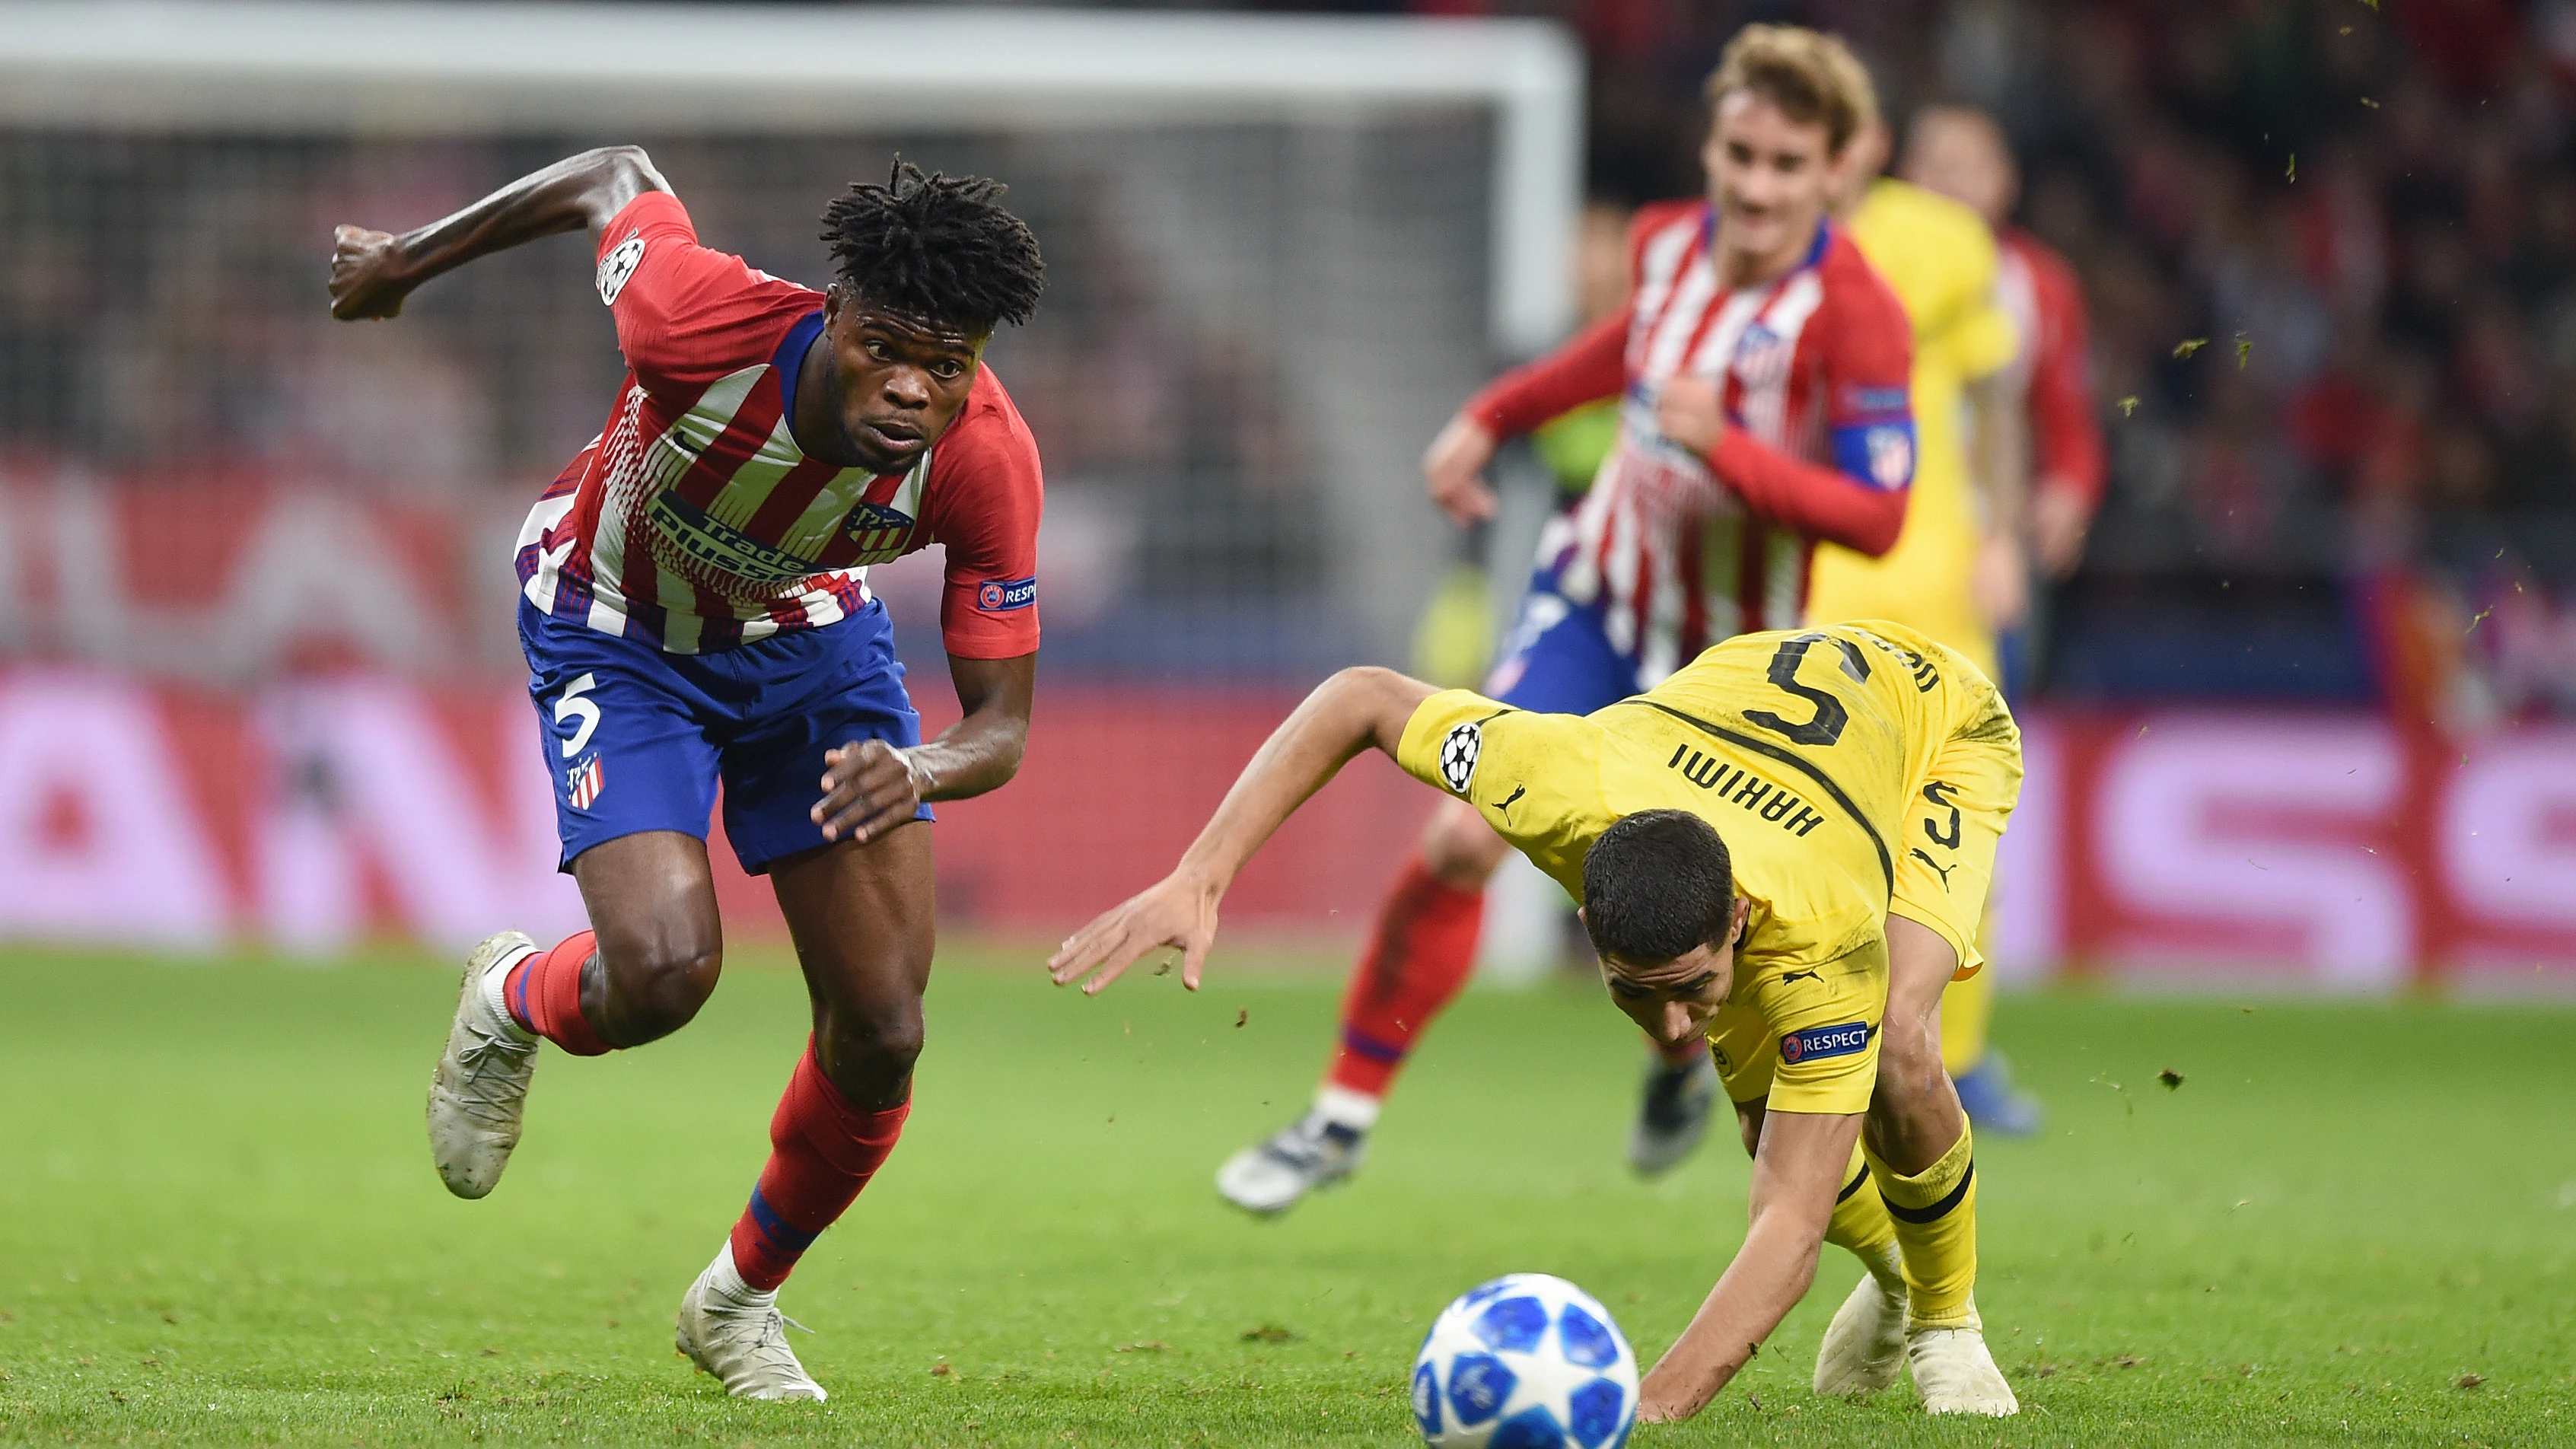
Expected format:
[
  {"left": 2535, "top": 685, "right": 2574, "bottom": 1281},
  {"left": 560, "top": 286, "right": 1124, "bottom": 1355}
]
[{"left": 1438, "top": 722, "right": 1482, "bottom": 795}]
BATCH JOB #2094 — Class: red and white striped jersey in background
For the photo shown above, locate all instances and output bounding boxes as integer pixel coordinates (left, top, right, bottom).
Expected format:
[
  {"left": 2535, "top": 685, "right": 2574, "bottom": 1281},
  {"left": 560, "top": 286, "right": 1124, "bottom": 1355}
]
[
  {"left": 1467, "top": 200, "right": 1916, "bottom": 689},
  {"left": 516, "top": 191, "right": 1044, "bottom": 658},
  {"left": 1995, "top": 225, "right": 2107, "bottom": 515}
]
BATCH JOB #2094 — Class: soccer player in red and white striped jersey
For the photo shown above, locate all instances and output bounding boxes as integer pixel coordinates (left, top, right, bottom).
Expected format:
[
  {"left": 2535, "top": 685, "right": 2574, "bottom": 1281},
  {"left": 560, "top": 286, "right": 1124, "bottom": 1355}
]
[
  {"left": 1899, "top": 106, "right": 2106, "bottom": 581},
  {"left": 1995, "top": 215, "right": 2107, "bottom": 578},
  {"left": 512, "top": 180, "right": 1042, "bottom": 656},
  {"left": 1214, "top": 27, "right": 1916, "bottom": 1216},
  {"left": 1468, "top": 195, "right": 1915, "bottom": 680},
  {"left": 330, "top": 148, "right": 1045, "bottom": 1401},
  {"left": 1891, "top": 104, "right": 2109, "bottom": 1139}
]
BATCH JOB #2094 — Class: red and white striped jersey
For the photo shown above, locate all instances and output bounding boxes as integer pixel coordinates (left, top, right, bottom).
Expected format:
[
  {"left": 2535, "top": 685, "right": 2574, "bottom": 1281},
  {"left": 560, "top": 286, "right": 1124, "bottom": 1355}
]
[
  {"left": 1995, "top": 225, "right": 2106, "bottom": 513},
  {"left": 1468, "top": 202, "right": 1915, "bottom": 689},
  {"left": 516, "top": 191, "right": 1044, "bottom": 658}
]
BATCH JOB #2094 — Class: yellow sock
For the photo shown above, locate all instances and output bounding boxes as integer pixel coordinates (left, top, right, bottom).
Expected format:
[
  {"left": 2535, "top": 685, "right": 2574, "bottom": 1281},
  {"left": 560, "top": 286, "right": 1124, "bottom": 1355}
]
[
  {"left": 1938, "top": 963, "right": 1992, "bottom": 1075},
  {"left": 1868, "top": 1123, "right": 1979, "bottom": 1330},
  {"left": 1823, "top": 1140, "right": 1904, "bottom": 1287}
]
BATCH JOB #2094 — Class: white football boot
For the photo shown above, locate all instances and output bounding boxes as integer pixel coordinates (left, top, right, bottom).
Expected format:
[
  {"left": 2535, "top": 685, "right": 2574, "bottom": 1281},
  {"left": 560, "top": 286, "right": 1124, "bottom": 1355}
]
[
  {"left": 1813, "top": 1269, "right": 1910, "bottom": 1396},
  {"left": 425, "top": 929, "right": 542, "bottom": 1199},
  {"left": 1215, "top": 1112, "right": 1367, "bottom": 1215},
  {"left": 675, "top": 1244, "right": 827, "bottom": 1402},
  {"left": 1906, "top": 1317, "right": 2020, "bottom": 1416}
]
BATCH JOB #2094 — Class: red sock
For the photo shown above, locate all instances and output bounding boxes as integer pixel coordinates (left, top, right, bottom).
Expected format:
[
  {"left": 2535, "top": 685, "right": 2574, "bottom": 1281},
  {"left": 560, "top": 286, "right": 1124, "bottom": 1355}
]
[
  {"left": 503, "top": 931, "right": 611, "bottom": 1057},
  {"left": 1324, "top": 853, "right": 1485, "bottom": 1100},
  {"left": 728, "top": 1043, "right": 910, "bottom": 1292}
]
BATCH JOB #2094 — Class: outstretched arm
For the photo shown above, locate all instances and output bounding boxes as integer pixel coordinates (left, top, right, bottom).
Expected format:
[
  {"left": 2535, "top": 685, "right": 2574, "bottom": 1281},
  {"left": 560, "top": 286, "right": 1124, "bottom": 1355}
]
[
  {"left": 1426, "top": 312, "right": 1630, "bottom": 525},
  {"left": 1047, "top": 666, "right": 1437, "bottom": 994},
  {"left": 1636, "top": 1107, "right": 1862, "bottom": 1422},
  {"left": 328, "top": 145, "right": 670, "bottom": 320}
]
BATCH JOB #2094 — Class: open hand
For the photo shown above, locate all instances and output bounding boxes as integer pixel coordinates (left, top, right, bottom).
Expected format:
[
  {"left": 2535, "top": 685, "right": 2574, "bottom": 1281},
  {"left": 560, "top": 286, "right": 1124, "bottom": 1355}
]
[
  {"left": 1971, "top": 529, "right": 2030, "bottom": 632},
  {"left": 1423, "top": 412, "right": 1501, "bottom": 526},
  {"left": 811, "top": 740, "right": 928, "bottom": 846},
  {"left": 328, "top": 225, "right": 415, "bottom": 320},
  {"left": 1654, "top": 377, "right": 1727, "bottom": 456},
  {"left": 1047, "top": 871, "right": 1221, "bottom": 995},
  {"left": 2028, "top": 482, "right": 2091, "bottom": 578}
]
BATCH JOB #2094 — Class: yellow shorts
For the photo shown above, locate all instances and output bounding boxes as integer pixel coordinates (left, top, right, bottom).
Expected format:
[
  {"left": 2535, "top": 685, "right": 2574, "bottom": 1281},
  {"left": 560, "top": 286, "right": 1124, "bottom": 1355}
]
[
  {"left": 1708, "top": 935, "right": 1889, "bottom": 1116},
  {"left": 1886, "top": 641, "right": 2021, "bottom": 982}
]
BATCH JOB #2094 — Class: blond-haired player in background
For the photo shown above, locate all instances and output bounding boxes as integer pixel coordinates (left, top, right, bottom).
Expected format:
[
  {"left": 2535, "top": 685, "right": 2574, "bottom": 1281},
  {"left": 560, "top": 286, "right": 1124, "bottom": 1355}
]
[
  {"left": 1808, "top": 104, "right": 2049, "bottom": 1135},
  {"left": 1209, "top": 24, "right": 1922, "bottom": 1217}
]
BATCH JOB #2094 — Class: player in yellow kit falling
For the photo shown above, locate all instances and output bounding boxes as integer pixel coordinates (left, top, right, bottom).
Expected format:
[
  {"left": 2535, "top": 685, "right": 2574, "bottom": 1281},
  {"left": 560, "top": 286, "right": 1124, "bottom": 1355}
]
[
  {"left": 1049, "top": 620, "right": 2023, "bottom": 1419},
  {"left": 1812, "top": 117, "right": 2043, "bottom": 1132}
]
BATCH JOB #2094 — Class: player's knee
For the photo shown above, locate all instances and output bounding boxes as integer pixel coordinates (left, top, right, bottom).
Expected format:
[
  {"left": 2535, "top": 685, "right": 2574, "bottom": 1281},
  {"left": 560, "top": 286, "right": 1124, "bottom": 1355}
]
[
  {"left": 820, "top": 995, "right": 926, "bottom": 1081},
  {"left": 607, "top": 937, "right": 723, "bottom": 1041},
  {"left": 1884, "top": 918, "right": 1960, "bottom": 1024},
  {"left": 1878, "top": 1012, "right": 1944, "bottom": 1090},
  {"left": 1871, "top": 1043, "right": 1947, "bottom": 1136}
]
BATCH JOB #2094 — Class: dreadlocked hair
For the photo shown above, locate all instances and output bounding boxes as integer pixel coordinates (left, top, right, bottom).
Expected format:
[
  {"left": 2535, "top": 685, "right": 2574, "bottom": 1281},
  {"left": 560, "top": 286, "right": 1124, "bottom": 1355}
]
[{"left": 820, "top": 158, "right": 1045, "bottom": 336}]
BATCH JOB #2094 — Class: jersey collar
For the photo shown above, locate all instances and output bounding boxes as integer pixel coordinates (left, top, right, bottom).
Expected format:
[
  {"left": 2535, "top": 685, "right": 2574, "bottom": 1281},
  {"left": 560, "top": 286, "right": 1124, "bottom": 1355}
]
[
  {"left": 1697, "top": 208, "right": 1835, "bottom": 279},
  {"left": 769, "top": 308, "right": 829, "bottom": 453}
]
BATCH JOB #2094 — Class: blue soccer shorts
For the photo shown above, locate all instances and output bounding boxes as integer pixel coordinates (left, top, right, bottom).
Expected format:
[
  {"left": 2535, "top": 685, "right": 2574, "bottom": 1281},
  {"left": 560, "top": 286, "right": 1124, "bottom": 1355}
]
[
  {"left": 518, "top": 599, "right": 931, "bottom": 876},
  {"left": 1479, "top": 567, "right": 1644, "bottom": 716}
]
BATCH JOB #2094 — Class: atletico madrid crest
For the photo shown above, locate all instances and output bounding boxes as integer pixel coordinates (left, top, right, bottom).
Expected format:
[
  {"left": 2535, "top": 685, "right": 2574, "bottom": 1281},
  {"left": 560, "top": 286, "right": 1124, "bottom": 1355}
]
[
  {"left": 842, "top": 502, "right": 918, "bottom": 559},
  {"left": 565, "top": 754, "right": 607, "bottom": 811}
]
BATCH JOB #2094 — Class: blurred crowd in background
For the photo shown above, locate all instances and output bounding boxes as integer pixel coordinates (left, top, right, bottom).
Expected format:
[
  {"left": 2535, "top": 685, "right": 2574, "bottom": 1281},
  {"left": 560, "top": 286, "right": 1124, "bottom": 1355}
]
[
  {"left": 1473, "top": 0, "right": 2576, "bottom": 723},
  {"left": 2, "top": 0, "right": 2572, "bottom": 724},
  {"left": 0, "top": 0, "right": 2567, "bottom": 974}
]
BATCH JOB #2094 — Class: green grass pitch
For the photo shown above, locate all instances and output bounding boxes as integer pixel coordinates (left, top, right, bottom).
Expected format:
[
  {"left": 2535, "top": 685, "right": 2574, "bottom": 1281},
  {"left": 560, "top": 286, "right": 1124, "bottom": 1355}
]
[{"left": 0, "top": 944, "right": 2568, "bottom": 1446}]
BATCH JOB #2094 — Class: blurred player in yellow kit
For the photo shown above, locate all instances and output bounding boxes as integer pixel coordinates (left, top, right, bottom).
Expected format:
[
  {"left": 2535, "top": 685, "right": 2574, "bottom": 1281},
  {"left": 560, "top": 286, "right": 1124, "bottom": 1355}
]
[
  {"left": 1810, "top": 110, "right": 2045, "bottom": 1132},
  {"left": 1052, "top": 619, "right": 2024, "bottom": 1418}
]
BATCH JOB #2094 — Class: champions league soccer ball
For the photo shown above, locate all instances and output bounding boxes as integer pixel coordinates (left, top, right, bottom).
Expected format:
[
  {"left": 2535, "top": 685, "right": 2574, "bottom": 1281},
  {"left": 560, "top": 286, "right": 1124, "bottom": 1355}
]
[{"left": 1410, "top": 1274, "right": 1638, "bottom": 1448}]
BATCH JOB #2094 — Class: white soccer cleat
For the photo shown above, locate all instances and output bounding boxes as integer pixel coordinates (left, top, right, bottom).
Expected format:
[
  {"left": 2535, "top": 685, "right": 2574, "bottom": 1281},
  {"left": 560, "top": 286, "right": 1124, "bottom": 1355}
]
[
  {"left": 425, "top": 929, "right": 542, "bottom": 1199},
  {"left": 1215, "top": 1113, "right": 1366, "bottom": 1216},
  {"left": 675, "top": 1245, "right": 827, "bottom": 1402},
  {"left": 1813, "top": 1271, "right": 1909, "bottom": 1396},
  {"left": 1906, "top": 1323, "right": 2020, "bottom": 1416}
]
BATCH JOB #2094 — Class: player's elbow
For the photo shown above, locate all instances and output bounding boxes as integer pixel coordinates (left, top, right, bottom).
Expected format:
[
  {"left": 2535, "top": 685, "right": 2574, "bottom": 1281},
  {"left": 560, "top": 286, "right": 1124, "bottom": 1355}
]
[
  {"left": 1329, "top": 660, "right": 1432, "bottom": 701},
  {"left": 1329, "top": 665, "right": 1415, "bottom": 696},
  {"left": 1323, "top": 666, "right": 1436, "bottom": 753},
  {"left": 985, "top": 730, "right": 1028, "bottom": 788},
  {"left": 1750, "top": 1202, "right": 1829, "bottom": 1298},
  {"left": 1842, "top": 494, "right": 1908, "bottom": 557},
  {"left": 571, "top": 146, "right": 671, "bottom": 225},
  {"left": 603, "top": 145, "right": 676, "bottom": 196},
  {"left": 950, "top": 712, "right": 1030, "bottom": 798},
  {"left": 591, "top": 145, "right": 661, "bottom": 183},
  {"left": 1323, "top": 662, "right": 1407, "bottom": 715},
  {"left": 1785, "top": 1237, "right": 1823, "bottom": 1301}
]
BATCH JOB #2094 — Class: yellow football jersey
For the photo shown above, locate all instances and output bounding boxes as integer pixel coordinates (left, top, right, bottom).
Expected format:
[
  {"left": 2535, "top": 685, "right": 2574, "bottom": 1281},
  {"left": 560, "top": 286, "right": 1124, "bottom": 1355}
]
[
  {"left": 1394, "top": 620, "right": 2022, "bottom": 1113},
  {"left": 1810, "top": 179, "right": 2020, "bottom": 678}
]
